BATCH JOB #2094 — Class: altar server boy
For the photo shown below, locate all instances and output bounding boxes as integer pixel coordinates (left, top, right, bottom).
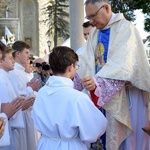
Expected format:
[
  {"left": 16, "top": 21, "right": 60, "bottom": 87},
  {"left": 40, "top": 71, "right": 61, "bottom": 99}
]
[
  {"left": 0, "top": 47, "right": 24, "bottom": 149},
  {"left": 32, "top": 46, "right": 107, "bottom": 150}
]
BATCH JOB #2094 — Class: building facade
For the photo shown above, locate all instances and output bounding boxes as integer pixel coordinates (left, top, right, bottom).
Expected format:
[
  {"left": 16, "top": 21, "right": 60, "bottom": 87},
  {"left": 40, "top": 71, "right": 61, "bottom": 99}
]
[
  {"left": 0, "top": 0, "right": 52, "bottom": 57},
  {"left": 0, "top": 0, "right": 86, "bottom": 57}
]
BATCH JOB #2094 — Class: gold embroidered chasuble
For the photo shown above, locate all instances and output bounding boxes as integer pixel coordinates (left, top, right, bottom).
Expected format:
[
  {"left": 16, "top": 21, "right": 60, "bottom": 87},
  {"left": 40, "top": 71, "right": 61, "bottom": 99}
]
[{"left": 77, "top": 13, "right": 150, "bottom": 150}]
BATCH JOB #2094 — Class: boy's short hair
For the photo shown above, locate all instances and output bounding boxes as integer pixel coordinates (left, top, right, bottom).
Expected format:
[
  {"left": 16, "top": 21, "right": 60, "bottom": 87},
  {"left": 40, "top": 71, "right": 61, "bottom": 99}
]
[
  {"left": 82, "top": 21, "right": 94, "bottom": 28},
  {"left": 12, "top": 40, "right": 30, "bottom": 57},
  {"left": 0, "top": 41, "right": 7, "bottom": 52},
  {"left": 49, "top": 46, "right": 78, "bottom": 74},
  {"left": 1, "top": 47, "right": 12, "bottom": 60}
]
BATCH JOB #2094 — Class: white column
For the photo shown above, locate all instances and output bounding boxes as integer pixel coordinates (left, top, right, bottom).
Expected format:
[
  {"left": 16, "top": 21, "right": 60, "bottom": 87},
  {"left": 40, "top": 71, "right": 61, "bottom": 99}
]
[{"left": 69, "top": 0, "right": 84, "bottom": 51}]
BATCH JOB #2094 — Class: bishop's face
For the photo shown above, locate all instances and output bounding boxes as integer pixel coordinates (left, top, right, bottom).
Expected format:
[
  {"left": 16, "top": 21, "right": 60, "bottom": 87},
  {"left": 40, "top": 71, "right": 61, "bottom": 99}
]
[{"left": 85, "top": 3, "right": 111, "bottom": 30}]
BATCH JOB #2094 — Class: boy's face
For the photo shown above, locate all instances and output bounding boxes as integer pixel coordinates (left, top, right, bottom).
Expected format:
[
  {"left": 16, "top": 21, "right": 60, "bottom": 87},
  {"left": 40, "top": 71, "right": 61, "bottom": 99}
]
[
  {"left": 25, "top": 59, "right": 34, "bottom": 73},
  {"left": 0, "top": 50, "right": 2, "bottom": 59},
  {"left": 16, "top": 48, "right": 30, "bottom": 66},
  {"left": 83, "top": 25, "right": 93, "bottom": 41},
  {"left": 1, "top": 52, "right": 15, "bottom": 72},
  {"left": 70, "top": 63, "right": 79, "bottom": 79}
]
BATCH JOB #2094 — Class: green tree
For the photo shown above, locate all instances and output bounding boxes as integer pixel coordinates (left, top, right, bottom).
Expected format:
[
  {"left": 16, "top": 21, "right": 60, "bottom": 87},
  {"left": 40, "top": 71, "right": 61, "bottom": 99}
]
[
  {"left": 130, "top": 0, "right": 150, "bottom": 33},
  {"left": 110, "top": 0, "right": 136, "bottom": 22},
  {"left": 43, "top": 0, "right": 69, "bottom": 47},
  {"left": 110, "top": 0, "right": 150, "bottom": 33}
]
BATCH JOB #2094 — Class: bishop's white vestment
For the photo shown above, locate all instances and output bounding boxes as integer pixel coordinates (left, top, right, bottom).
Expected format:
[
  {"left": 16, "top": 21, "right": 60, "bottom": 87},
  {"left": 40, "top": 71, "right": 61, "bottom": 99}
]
[{"left": 77, "top": 13, "right": 150, "bottom": 150}]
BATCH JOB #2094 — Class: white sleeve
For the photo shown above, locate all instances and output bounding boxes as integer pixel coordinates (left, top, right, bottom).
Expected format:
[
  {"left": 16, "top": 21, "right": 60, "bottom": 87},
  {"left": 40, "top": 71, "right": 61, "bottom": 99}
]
[
  {"left": 0, "top": 81, "right": 12, "bottom": 103},
  {"left": 0, "top": 113, "right": 10, "bottom": 147},
  {"left": 72, "top": 93, "right": 107, "bottom": 143},
  {"left": 9, "top": 70, "right": 34, "bottom": 97},
  {"left": 26, "top": 86, "right": 34, "bottom": 97}
]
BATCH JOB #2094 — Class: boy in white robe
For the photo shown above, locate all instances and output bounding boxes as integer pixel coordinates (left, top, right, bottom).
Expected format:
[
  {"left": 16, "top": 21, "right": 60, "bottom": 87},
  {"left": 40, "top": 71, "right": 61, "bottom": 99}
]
[
  {"left": 9, "top": 41, "right": 41, "bottom": 150},
  {"left": 0, "top": 47, "right": 25, "bottom": 149},
  {"left": 31, "top": 46, "right": 107, "bottom": 150},
  {"left": 0, "top": 42, "right": 9, "bottom": 146}
]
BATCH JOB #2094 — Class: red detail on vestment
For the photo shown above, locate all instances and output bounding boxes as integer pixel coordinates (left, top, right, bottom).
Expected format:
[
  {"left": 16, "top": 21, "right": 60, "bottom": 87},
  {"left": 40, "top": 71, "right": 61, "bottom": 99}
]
[{"left": 90, "top": 88, "right": 99, "bottom": 107}]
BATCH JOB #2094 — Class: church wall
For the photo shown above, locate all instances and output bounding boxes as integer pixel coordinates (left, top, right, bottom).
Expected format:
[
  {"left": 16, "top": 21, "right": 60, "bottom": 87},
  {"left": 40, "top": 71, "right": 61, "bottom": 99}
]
[
  {"left": 0, "top": 0, "right": 71, "bottom": 57},
  {"left": 0, "top": 0, "right": 50, "bottom": 57},
  {"left": 0, "top": 0, "right": 7, "bottom": 18}
]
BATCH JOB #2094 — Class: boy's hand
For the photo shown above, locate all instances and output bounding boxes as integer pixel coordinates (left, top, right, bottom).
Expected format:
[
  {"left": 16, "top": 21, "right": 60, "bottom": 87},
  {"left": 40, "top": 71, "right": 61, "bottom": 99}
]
[{"left": 22, "top": 97, "right": 35, "bottom": 111}]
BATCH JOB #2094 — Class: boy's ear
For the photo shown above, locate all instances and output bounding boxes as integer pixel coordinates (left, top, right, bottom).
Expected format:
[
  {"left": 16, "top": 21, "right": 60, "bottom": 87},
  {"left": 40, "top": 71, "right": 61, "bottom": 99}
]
[
  {"left": 66, "top": 64, "right": 74, "bottom": 73},
  {"left": 66, "top": 64, "right": 72, "bottom": 73},
  {"left": 16, "top": 51, "right": 20, "bottom": 57},
  {"left": 0, "top": 59, "right": 3, "bottom": 65}
]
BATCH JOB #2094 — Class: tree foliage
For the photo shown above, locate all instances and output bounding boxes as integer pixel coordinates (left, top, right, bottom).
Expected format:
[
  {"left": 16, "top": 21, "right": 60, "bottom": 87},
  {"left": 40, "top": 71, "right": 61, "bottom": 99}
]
[
  {"left": 110, "top": 0, "right": 136, "bottom": 22},
  {"left": 42, "top": 0, "right": 69, "bottom": 47},
  {"left": 44, "top": 0, "right": 150, "bottom": 47},
  {"left": 130, "top": 0, "right": 150, "bottom": 33},
  {"left": 110, "top": 0, "right": 150, "bottom": 34}
]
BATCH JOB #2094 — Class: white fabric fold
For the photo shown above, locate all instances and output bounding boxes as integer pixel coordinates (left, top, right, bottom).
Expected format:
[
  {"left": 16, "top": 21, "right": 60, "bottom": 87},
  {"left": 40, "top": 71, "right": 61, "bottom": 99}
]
[
  {"left": 0, "top": 113, "right": 10, "bottom": 147},
  {"left": 45, "top": 76, "right": 74, "bottom": 95},
  {"left": 0, "top": 69, "right": 24, "bottom": 128},
  {"left": 77, "top": 13, "right": 150, "bottom": 91}
]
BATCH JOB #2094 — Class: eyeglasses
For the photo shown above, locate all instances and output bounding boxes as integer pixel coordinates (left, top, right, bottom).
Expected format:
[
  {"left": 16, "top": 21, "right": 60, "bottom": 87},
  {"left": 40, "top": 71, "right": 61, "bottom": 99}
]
[
  {"left": 34, "top": 62, "right": 46, "bottom": 68},
  {"left": 75, "top": 64, "right": 80, "bottom": 70},
  {"left": 30, "top": 60, "right": 33, "bottom": 64},
  {"left": 85, "top": 5, "right": 104, "bottom": 20}
]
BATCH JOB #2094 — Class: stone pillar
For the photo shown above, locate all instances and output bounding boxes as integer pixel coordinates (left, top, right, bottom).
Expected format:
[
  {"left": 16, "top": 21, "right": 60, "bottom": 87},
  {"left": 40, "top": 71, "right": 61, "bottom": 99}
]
[
  {"left": 38, "top": 0, "right": 50, "bottom": 57},
  {"left": 69, "top": 0, "right": 84, "bottom": 51}
]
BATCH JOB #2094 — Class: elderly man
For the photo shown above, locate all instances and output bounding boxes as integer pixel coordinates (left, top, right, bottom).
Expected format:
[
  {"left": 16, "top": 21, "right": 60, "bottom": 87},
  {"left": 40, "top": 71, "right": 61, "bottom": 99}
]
[
  {"left": 77, "top": 0, "right": 150, "bottom": 150},
  {"left": 33, "top": 58, "right": 51, "bottom": 91}
]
